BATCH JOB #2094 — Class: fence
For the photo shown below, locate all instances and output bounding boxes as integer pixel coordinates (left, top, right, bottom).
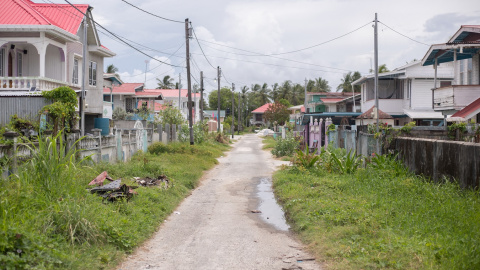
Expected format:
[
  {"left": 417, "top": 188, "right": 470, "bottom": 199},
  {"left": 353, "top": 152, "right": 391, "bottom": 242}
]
[{"left": 1, "top": 121, "right": 183, "bottom": 178}]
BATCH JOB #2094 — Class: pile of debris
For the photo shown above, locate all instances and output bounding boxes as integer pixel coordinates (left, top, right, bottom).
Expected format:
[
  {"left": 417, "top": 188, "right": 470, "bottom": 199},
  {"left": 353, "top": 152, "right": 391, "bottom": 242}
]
[
  {"left": 88, "top": 171, "right": 138, "bottom": 202},
  {"left": 133, "top": 175, "right": 170, "bottom": 189}
]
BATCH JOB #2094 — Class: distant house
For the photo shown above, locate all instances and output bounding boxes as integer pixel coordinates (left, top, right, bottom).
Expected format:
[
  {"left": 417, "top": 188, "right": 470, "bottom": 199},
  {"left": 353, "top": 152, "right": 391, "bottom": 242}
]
[
  {"left": 355, "top": 106, "right": 394, "bottom": 126},
  {"left": 288, "top": 105, "right": 305, "bottom": 125},
  {"left": 421, "top": 25, "right": 480, "bottom": 119},
  {"left": 251, "top": 103, "right": 272, "bottom": 126},
  {"left": 203, "top": 110, "right": 225, "bottom": 123},
  {"left": 146, "top": 89, "right": 201, "bottom": 122},
  {"left": 0, "top": 0, "right": 115, "bottom": 129},
  {"left": 305, "top": 92, "right": 361, "bottom": 114},
  {"left": 352, "top": 61, "right": 453, "bottom": 126},
  {"left": 102, "top": 83, "right": 144, "bottom": 114}
]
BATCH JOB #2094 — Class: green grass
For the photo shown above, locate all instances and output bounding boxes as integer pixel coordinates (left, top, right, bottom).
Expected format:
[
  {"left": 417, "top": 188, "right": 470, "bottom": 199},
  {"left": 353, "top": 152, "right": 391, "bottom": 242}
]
[
  {"left": 262, "top": 136, "right": 276, "bottom": 150},
  {"left": 0, "top": 136, "right": 229, "bottom": 269},
  {"left": 273, "top": 158, "right": 480, "bottom": 270}
]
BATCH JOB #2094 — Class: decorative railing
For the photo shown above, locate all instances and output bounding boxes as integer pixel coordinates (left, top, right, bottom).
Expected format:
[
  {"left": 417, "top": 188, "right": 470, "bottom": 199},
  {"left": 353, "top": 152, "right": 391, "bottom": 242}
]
[{"left": 0, "top": 77, "right": 68, "bottom": 91}]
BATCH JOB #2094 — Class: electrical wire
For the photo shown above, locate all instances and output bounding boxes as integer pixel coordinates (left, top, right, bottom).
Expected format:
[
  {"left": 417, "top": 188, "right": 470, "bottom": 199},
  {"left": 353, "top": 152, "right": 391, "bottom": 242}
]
[
  {"left": 191, "top": 24, "right": 217, "bottom": 70},
  {"left": 197, "top": 39, "right": 353, "bottom": 72},
  {"left": 120, "top": 0, "right": 183, "bottom": 24},
  {"left": 64, "top": 0, "right": 184, "bottom": 68},
  {"left": 379, "top": 21, "right": 430, "bottom": 46}
]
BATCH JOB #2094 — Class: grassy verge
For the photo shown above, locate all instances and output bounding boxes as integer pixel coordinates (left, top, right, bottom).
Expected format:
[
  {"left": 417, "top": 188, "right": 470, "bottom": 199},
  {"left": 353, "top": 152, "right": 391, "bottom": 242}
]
[
  {"left": 262, "top": 136, "right": 276, "bottom": 150},
  {"left": 0, "top": 134, "right": 229, "bottom": 269},
  {"left": 273, "top": 152, "right": 480, "bottom": 270}
]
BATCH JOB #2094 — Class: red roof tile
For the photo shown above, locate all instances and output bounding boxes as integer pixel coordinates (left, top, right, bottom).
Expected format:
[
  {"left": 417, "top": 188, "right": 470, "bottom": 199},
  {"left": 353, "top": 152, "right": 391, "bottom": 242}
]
[
  {"left": 451, "top": 97, "right": 480, "bottom": 119},
  {"left": 252, "top": 103, "right": 272, "bottom": 113},
  {"left": 137, "top": 100, "right": 168, "bottom": 112},
  {"left": 0, "top": 0, "right": 88, "bottom": 35},
  {"left": 144, "top": 89, "right": 201, "bottom": 98}
]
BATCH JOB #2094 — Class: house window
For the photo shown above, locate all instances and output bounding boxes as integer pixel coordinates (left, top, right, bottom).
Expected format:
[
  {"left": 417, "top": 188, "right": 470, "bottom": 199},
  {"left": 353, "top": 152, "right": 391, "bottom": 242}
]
[
  {"left": 459, "top": 60, "right": 464, "bottom": 85},
  {"left": 407, "top": 79, "right": 411, "bottom": 99},
  {"left": 467, "top": 58, "right": 473, "bottom": 85},
  {"left": 0, "top": 48, "right": 4, "bottom": 76},
  {"left": 16, "top": 52, "right": 22, "bottom": 76},
  {"left": 72, "top": 58, "right": 79, "bottom": 84},
  {"left": 89, "top": 61, "right": 97, "bottom": 86}
]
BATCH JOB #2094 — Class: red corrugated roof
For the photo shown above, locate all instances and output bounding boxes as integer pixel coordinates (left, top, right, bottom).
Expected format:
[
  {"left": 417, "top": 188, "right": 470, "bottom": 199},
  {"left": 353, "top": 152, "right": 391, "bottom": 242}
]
[
  {"left": 252, "top": 103, "right": 272, "bottom": 113},
  {"left": 0, "top": 0, "right": 88, "bottom": 35},
  {"left": 357, "top": 106, "right": 392, "bottom": 119},
  {"left": 137, "top": 100, "right": 168, "bottom": 111},
  {"left": 451, "top": 97, "right": 480, "bottom": 119},
  {"left": 103, "top": 83, "right": 143, "bottom": 94}
]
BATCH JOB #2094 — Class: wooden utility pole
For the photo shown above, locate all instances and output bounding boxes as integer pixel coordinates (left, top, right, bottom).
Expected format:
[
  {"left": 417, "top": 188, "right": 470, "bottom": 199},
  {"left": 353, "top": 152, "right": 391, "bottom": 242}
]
[
  {"left": 185, "top": 18, "right": 194, "bottom": 145},
  {"left": 374, "top": 13, "right": 379, "bottom": 133},
  {"left": 238, "top": 90, "right": 241, "bottom": 134},
  {"left": 200, "top": 71, "right": 204, "bottom": 123},
  {"left": 231, "top": 83, "right": 235, "bottom": 139},
  {"left": 217, "top": 66, "right": 221, "bottom": 133},
  {"left": 304, "top": 78, "right": 307, "bottom": 114}
]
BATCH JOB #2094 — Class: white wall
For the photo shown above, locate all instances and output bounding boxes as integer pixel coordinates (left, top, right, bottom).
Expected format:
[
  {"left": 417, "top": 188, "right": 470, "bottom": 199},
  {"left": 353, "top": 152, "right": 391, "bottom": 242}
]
[{"left": 45, "top": 44, "right": 64, "bottom": 81}]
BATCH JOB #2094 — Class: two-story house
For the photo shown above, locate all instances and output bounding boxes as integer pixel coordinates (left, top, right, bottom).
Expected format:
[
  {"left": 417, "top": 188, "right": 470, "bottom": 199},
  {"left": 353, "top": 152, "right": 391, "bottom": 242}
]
[
  {"left": 0, "top": 0, "right": 115, "bottom": 130},
  {"left": 352, "top": 61, "right": 453, "bottom": 126},
  {"left": 305, "top": 92, "right": 360, "bottom": 113},
  {"left": 421, "top": 25, "right": 480, "bottom": 120}
]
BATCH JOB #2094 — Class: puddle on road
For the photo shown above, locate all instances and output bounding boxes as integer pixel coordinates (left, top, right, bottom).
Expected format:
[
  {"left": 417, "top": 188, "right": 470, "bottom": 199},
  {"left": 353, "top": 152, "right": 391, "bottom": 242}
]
[{"left": 256, "top": 177, "right": 290, "bottom": 231}]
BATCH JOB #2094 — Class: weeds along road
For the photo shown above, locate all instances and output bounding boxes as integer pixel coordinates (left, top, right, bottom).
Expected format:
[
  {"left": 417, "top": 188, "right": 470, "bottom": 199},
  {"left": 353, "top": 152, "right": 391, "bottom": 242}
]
[{"left": 118, "top": 134, "right": 321, "bottom": 270}]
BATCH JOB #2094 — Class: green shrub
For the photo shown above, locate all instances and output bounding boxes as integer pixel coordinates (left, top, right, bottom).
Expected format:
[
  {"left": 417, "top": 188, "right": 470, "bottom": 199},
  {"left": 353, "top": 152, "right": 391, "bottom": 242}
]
[
  {"left": 293, "top": 146, "right": 319, "bottom": 169},
  {"left": 271, "top": 137, "right": 299, "bottom": 157}
]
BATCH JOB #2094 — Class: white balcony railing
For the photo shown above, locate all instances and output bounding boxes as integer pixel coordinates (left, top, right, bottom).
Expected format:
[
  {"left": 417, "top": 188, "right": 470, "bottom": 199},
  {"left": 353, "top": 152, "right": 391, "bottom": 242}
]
[
  {"left": 434, "top": 85, "right": 480, "bottom": 111},
  {"left": 0, "top": 77, "right": 68, "bottom": 91}
]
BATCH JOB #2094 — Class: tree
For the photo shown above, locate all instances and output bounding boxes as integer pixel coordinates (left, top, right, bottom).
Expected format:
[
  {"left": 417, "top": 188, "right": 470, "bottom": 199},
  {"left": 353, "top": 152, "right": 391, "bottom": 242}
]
[
  {"left": 314, "top": 77, "right": 331, "bottom": 92},
  {"left": 337, "top": 71, "right": 362, "bottom": 92},
  {"left": 156, "top": 75, "right": 175, "bottom": 89},
  {"left": 106, "top": 64, "right": 118, "bottom": 74},
  {"left": 369, "top": 64, "right": 390, "bottom": 73},
  {"left": 155, "top": 105, "right": 184, "bottom": 125},
  {"left": 257, "top": 83, "right": 271, "bottom": 106},
  {"left": 264, "top": 102, "right": 289, "bottom": 126},
  {"left": 207, "top": 87, "right": 237, "bottom": 111}
]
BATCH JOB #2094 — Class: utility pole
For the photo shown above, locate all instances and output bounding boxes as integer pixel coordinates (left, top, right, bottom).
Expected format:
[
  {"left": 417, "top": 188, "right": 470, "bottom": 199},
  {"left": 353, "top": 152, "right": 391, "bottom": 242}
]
[
  {"left": 144, "top": 60, "right": 148, "bottom": 85},
  {"left": 178, "top": 73, "right": 182, "bottom": 111},
  {"left": 374, "top": 13, "right": 379, "bottom": 133},
  {"left": 80, "top": 16, "right": 88, "bottom": 136},
  {"left": 217, "top": 66, "right": 221, "bottom": 133},
  {"left": 185, "top": 19, "right": 194, "bottom": 145},
  {"left": 304, "top": 78, "right": 307, "bottom": 113},
  {"left": 200, "top": 71, "right": 204, "bottom": 123},
  {"left": 231, "top": 83, "right": 235, "bottom": 139},
  {"left": 237, "top": 89, "right": 241, "bottom": 135}
]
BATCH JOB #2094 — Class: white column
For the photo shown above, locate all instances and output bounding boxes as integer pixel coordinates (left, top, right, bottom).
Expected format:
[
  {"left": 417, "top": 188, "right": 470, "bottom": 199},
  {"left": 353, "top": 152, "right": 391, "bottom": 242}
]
[{"left": 453, "top": 50, "right": 457, "bottom": 85}]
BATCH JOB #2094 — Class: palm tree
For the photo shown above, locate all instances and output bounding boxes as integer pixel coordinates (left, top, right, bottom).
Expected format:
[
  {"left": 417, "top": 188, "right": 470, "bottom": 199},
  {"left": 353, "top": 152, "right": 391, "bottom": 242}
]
[
  {"left": 156, "top": 75, "right": 174, "bottom": 89},
  {"left": 315, "top": 77, "right": 331, "bottom": 92},
  {"left": 257, "top": 83, "right": 271, "bottom": 105},
  {"left": 271, "top": 83, "right": 280, "bottom": 101},
  {"left": 279, "top": 80, "right": 292, "bottom": 101},
  {"left": 337, "top": 71, "right": 362, "bottom": 92},
  {"left": 106, "top": 64, "right": 118, "bottom": 74},
  {"left": 369, "top": 64, "right": 390, "bottom": 73},
  {"left": 239, "top": 86, "right": 249, "bottom": 131}
]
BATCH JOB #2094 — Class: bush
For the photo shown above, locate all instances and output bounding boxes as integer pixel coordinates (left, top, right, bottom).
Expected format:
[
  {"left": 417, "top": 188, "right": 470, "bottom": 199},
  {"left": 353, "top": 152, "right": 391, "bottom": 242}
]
[
  {"left": 112, "top": 107, "right": 133, "bottom": 120},
  {"left": 179, "top": 122, "right": 208, "bottom": 144},
  {"left": 271, "top": 137, "right": 299, "bottom": 157}
]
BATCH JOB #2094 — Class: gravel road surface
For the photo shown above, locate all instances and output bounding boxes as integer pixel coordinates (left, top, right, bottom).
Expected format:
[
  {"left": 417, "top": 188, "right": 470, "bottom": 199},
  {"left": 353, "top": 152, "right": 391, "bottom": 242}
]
[{"left": 118, "top": 134, "right": 321, "bottom": 270}]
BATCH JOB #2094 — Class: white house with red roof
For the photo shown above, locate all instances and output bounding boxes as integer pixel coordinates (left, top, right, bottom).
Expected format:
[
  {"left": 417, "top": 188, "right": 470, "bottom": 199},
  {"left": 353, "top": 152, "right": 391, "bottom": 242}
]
[
  {"left": 0, "top": 0, "right": 115, "bottom": 128},
  {"left": 421, "top": 25, "right": 480, "bottom": 119},
  {"left": 251, "top": 103, "right": 273, "bottom": 126},
  {"left": 305, "top": 92, "right": 361, "bottom": 114}
]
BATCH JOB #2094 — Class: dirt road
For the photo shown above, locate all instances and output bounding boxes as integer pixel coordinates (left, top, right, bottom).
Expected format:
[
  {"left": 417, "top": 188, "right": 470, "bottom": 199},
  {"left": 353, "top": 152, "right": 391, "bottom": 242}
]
[{"left": 118, "top": 134, "right": 321, "bottom": 270}]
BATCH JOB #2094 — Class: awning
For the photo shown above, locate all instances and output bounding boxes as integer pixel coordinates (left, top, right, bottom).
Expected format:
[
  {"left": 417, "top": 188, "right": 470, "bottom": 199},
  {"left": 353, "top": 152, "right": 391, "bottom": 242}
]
[{"left": 404, "top": 109, "right": 444, "bottom": 119}]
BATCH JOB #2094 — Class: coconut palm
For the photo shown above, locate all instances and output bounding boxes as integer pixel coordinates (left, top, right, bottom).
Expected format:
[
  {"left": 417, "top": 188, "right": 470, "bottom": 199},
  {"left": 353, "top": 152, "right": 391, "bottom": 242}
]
[
  {"left": 106, "top": 64, "right": 118, "bottom": 74},
  {"left": 337, "top": 71, "right": 362, "bottom": 92},
  {"left": 257, "top": 83, "right": 271, "bottom": 105},
  {"left": 156, "top": 75, "right": 175, "bottom": 89},
  {"left": 315, "top": 77, "right": 331, "bottom": 92},
  {"left": 369, "top": 64, "right": 390, "bottom": 73}
]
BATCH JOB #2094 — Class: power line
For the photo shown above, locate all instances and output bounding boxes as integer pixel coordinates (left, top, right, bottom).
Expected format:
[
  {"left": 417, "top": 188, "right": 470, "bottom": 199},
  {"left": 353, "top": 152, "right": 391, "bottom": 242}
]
[
  {"left": 64, "top": 0, "right": 184, "bottom": 68},
  {"left": 197, "top": 39, "right": 353, "bottom": 72},
  {"left": 379, "top": 21, "right": 430, "bottom": 46},
  {"left": 120, "top": 0, "right": 183, "bottom": 24},
  {"left": 190, "top": 24, "right": 216, "bottom": 70}
]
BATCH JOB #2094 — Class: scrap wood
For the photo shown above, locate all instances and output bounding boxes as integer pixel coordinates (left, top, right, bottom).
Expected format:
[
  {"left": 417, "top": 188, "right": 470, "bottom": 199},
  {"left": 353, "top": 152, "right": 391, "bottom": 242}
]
[
  {"left": 89, "top": 179, "right": 138, "bottom": 202},
  {"left": 88, "top": 171, "right": 114, "bottom": 186}
]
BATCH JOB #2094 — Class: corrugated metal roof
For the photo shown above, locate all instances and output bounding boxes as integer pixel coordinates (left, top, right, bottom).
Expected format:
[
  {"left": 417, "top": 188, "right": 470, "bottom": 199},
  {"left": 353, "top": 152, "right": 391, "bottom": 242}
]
[
  {"left": 32, "top": 3, "right": 88, "bottom": 35},
  {"left": 103, "top": 83, "right": 143, "bottom": 94},
  {"left": 404, "top": 109, "right": 444, "bottom": 119},
  {"left": 320, "top": 98, "right": 344, "bottom": 103},
  {"left": 252, "top": 103, "right": 272, "bottom": 113},
  {"left": 144, "top": 89, "right": 201, "bottom": 98},
  {"left": 451, "top": 97, "right": 480, "bottom": 119},
  {"left": 0, "top": 0, "right": 88, "bottom": 35}
]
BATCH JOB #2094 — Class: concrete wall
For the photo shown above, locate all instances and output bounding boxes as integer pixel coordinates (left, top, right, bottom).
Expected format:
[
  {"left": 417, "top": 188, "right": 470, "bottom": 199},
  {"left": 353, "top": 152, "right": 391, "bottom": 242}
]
[{"left": 395, "top": 137, "right": 480, "bottom": 188}]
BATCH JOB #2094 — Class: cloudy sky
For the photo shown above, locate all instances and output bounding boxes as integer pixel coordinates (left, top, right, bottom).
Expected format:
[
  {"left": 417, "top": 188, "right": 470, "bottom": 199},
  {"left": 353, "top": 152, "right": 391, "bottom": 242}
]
[{"left": 57, "top": 0, "right": 479, "bottom": 93}]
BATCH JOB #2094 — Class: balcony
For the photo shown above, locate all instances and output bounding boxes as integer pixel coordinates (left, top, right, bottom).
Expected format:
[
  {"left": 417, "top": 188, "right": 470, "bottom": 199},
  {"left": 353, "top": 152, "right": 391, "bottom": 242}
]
[
  {"left": 0, "top": 76, "right": 68, "bottom": 92},
  {"left": 434, "top": 85, "right": 480, "bottom": 111}
]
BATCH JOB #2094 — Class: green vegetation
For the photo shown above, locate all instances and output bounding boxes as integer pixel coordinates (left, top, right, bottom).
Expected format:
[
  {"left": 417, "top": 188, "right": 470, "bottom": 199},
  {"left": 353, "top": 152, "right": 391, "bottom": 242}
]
[
  {"left": 0, "top": 133, "right": 229, "bottom": 269},
  {"left": 41, "top": 86, "right": 78, "bottom": 133},
  {"left": 273, "top": 150, "right": 480, "bottom": 270}
]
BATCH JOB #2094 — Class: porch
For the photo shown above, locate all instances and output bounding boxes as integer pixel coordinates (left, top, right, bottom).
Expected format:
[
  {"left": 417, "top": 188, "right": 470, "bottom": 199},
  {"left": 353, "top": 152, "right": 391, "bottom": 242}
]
[{"left": 434, "top": 85, "right": 480, "bottom": 113}]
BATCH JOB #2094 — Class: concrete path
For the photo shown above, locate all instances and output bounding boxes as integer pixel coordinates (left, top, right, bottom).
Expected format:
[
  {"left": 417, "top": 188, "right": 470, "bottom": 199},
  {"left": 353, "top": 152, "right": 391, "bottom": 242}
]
[{"left": 118, "top": 134, "right": 321, "bottom": 270}]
